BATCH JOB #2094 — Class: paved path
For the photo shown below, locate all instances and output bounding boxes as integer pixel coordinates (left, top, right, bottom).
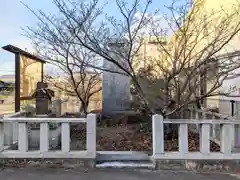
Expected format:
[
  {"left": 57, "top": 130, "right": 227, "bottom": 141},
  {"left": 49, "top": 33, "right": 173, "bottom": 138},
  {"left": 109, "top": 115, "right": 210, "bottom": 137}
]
[{"left": 0, "top": 168, "right": 240, "bottom": 180}]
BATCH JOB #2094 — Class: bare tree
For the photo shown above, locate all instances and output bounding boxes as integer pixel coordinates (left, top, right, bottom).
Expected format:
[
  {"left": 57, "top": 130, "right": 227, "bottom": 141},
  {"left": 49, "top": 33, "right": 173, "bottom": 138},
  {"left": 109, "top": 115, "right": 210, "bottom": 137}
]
[
  {"left": 24, "top": 0, "right": 240, "bottom": 117},
  {"left": 146, "top": 0, "right": 240, "bottom": 116},
  {"left": 23, "top": 1, "right": 102, "bottom": 116},
  {"left": 45, "top": 66, "right": 102, "bottom": 116}
]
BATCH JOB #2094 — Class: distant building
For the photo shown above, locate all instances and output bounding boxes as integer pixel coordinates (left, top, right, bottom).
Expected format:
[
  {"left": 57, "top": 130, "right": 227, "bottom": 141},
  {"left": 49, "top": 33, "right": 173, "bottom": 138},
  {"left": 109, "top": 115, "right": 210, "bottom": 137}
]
[
  {"left": 0, "top": 74, "right": 15, "bottom": 92},
  {"left": 0, "top": 74, "right": 15, "bottom": 83}
]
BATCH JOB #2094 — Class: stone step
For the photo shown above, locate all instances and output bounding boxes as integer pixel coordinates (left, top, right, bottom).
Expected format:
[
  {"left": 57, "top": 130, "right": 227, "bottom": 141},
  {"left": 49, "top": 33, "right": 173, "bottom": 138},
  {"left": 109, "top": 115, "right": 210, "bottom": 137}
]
[
  {"left": 96, "top": 161, "right": 154, "bottom": 169},
  {"left": 96, "top": 151, "right": 154, "bottom": 168},
  {"left": 96, "top": 151, "right": 152, "bottom": 161}
]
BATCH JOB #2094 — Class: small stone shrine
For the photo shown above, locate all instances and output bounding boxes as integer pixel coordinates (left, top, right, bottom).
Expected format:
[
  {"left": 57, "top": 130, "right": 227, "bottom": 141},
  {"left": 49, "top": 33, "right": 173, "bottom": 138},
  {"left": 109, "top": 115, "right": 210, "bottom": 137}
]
[{"left": 31, "top": 82, "right": 54, "bottom": 115}]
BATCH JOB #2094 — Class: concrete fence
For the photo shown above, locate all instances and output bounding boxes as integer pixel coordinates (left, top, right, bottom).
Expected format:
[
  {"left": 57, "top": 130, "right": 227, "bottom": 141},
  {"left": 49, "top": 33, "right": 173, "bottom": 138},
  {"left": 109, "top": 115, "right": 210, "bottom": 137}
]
[
  {"left": 189, "top": 108, "right": 240, "bottom": 149},
  {"left": 2, "top": 111, "right": 240, "bottom": 163},
  {"left": 152, "top": 114, "right": 240, "bottom": 160},
  {"left": 0, "top": 113, "right": 96, "bottom": 159}
]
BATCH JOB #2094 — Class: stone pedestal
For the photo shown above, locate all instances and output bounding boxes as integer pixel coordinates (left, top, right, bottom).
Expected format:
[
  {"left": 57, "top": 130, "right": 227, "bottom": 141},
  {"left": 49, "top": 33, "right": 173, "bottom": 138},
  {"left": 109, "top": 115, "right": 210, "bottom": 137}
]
[{"left": 36, "top": 98, "right": 49, "bottom": 115}]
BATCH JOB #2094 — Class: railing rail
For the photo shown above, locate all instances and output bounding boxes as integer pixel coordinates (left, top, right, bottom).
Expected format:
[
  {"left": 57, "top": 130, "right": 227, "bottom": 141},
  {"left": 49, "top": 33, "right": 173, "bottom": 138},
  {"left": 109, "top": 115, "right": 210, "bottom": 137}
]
[
  {"left": 164, "top": 119, "right": 240, "bottom": 124},
  {"left": 0, "top": 113, "right": 96, "bottom": 159},
  {"left": 2, "top": 112, "right": 25, "bottom": 118},
  {"left": 1, "top": 117, "right": 87, "bottom": 123}
]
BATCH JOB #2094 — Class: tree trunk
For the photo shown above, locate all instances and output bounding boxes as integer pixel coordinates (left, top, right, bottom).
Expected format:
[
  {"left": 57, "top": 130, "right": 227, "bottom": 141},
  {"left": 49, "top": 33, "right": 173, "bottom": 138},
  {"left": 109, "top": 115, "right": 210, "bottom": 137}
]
[{"left": 79, "top": 99, "right": 90, "bottom": 117}]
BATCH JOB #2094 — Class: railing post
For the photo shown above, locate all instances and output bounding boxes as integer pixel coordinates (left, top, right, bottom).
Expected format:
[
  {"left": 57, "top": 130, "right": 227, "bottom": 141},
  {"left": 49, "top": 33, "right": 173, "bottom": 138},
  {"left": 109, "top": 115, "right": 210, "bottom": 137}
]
[
  {"left": 61, "top": 122, "right": 70, "bottom": 152},
  {"left": 12, "top": 122, "right": 18, "bottom": 143},
  {"left": 18, "top": 122, "right": 28, "bottom": 152},
  {"left": 179, "top": 124, "right": 188, "bottom": 154},
  {"left": 152, "top": 114, "right": 164, "bottom": 156},
  {"left": 190, "top": 109, "right": 194, "bottom": 120},
  {"left": 200, "top": 123, "right": 210, "bottom": 154},
  {"left": 0, "top": 122, "right": 4, "bottom": 151},
  {"left": 196, "top": 111, "right": 200, "bottom": 132},
  {"left": 221, "top": 124, "right": 232, "bottom": 155},
  {"left": 86, "top": 114, "right": 96, "bottom": 157},
  {"left": 40, "top": 123, "right": 49, "bottom": 152}
]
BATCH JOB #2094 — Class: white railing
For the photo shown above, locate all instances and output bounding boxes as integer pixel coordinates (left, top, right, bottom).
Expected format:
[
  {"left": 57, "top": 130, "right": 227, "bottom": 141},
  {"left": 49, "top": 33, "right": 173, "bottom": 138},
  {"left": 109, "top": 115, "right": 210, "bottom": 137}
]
[
  {"left": 3, "top": 112, "right": 24, "bottom": 146},
  {"left": 0, "top": 114, "right": 96, "bottom": 159},
  {"left": 190, "top": 109, "right": 221, "bottom": 143},
  {"left": 3, "top": 112, "right": 240, "bottom": 161},
  {"left": 190, "top": 108, "right": 237, "bottom": 147},
  {"left": 152, "top": 114, "right": 240, "bottom": 160}
]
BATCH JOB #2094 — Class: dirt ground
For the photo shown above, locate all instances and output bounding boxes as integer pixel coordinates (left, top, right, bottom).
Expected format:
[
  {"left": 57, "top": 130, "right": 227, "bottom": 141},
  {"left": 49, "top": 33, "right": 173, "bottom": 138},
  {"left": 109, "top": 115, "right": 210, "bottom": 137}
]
[{"left": 70, "top": 123, "right": 220, "bottom": 152}]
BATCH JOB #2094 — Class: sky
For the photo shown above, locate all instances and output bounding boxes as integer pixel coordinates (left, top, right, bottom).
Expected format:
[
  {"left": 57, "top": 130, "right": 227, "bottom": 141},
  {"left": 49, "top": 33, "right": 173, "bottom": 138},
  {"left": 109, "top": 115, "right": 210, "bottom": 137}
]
[
  {"left": 0, "top": 0, "right": 173, "bottom": 76},
  {"left": 0, "top": 0, "right": 57, "bottom": 75}
]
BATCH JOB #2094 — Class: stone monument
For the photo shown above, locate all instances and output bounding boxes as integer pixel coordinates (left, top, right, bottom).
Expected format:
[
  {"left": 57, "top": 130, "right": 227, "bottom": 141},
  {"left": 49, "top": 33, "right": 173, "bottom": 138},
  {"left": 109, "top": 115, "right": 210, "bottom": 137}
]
[
  {"left": 32, "top": 82, "right": 54, "bottom": 115},
  {"left": 30, "top": 82, "right": 59, "bottom": 149},
  {"left": 102, "top": 39, "right": 131, "bottom": 115}
]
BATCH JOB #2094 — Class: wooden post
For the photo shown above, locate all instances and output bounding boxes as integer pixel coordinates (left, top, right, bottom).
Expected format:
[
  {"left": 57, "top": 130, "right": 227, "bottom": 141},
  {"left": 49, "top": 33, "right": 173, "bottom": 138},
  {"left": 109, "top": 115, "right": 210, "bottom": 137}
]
[{"left": 15, "top": 53, "right": 20, "bottom": 112}]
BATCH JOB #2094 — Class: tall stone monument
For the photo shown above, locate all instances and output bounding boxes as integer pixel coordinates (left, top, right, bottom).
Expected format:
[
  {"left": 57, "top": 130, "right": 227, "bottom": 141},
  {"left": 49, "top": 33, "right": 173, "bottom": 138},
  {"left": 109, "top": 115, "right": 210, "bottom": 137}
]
[{"left": 102, "top": 39, "right": 131, "bottom": 115}]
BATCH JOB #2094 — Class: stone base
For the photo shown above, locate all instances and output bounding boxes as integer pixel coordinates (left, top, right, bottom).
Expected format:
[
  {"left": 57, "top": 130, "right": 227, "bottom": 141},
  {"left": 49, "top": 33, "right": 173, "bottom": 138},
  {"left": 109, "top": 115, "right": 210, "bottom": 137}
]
[
  {"left": 0, "top": 159, "right": 95, "bottom": 169},
  {"left": 154, "top": 160, "right": 240, "bottom": 172}
]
